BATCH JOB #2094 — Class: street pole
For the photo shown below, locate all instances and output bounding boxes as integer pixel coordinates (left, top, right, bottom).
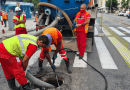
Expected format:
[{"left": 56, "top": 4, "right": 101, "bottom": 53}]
[
  {"left": 0, "top": 1, "right": 1, "bottom": 12},
  {"left": 128, "top": 0, "right": 130, "bottom": 11},
  {"left": 110, "top": 0, "right": 112, "bottom": 14}
]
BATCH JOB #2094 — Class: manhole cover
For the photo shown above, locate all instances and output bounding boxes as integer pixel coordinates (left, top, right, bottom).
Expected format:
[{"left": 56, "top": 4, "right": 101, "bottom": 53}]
[{"left": 44, "top": 77, "right": 64, "bottom": 87}]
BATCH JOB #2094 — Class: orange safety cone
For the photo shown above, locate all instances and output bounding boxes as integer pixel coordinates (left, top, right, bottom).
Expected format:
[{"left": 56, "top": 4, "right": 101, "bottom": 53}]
[{"left": 121, "top": 18, "right": 123, "bottom": 21}]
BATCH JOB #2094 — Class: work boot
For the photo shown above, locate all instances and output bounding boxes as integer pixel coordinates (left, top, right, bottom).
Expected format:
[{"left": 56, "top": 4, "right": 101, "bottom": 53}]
[
  {"left": 64, "top": 58, "right": 72, "bottom": 74},
  {"left": 37, "top": 60, "right": 46, "bottom": 74},
  {"left": 21, "top": 83, "right": 32, "bottom": 90},
  {"left": 79, "top": 56, "right": 83, "bottom": 59},
  {"left": 76, "top": 54, "right": 79, "bottom": 56},
  {"left": 7, "top": 78, "right": 20, "bottom": 90}
]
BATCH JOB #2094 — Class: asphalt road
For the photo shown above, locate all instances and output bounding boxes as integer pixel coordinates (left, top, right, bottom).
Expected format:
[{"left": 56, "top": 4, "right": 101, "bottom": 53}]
[{"left": 0, "top": 13, "right": 130, "bottom": 90}]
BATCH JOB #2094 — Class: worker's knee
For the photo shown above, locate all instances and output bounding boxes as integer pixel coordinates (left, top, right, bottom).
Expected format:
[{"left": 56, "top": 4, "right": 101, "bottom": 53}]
[
  {"left": 39, "top": 57, "right": 45, "bottom": 61},
  {"left": 12, "top": 64, "right": 27, "bottom": 85}
]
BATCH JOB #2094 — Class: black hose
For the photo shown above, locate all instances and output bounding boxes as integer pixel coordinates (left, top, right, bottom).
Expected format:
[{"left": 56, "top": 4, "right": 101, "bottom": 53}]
[
  {"left": 58, "top": 48, "right": 108, "bottom": 90},
  {"left": 34, "top": 48, "right": 108, "bottom": 90}
]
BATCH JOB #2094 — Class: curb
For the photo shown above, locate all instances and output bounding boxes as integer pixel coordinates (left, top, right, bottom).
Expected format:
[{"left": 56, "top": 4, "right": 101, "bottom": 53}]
[{"left": 1, "top": 28, "right": 36, "bottom": 39}]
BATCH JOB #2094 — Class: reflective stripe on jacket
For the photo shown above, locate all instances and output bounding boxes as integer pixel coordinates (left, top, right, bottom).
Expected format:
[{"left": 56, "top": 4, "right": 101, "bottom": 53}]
[
  {"left": 2, "top": 34, "right": 38, "bottom": 58},
  {"left": 74, "top": 11, "right": 90, "bottom": 33},
  {"left": 35, "top": 16, "right": 38, "bottom": 21},
  {"left": 12, "top": 15, "right": 26, "bottom": 29}
]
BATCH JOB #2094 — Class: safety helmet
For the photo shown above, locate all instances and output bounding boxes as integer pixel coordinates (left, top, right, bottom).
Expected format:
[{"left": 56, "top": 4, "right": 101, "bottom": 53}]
[
  {"left": 15, "top": 7, "right": 21, "bottom": 11},
  {"left": 35, "top": 11, "right": 38, "bottom": 13}
]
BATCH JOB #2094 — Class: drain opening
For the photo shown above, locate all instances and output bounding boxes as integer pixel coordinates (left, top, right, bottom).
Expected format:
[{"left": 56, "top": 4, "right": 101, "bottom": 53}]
[{"left": 44, "top": 77, "right": 64, "bottom": 87}]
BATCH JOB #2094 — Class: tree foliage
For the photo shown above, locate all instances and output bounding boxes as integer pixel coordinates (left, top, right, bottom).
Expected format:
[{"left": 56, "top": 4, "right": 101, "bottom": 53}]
[
  {"left": 23, "top": 0, "right": 39, "bottom": 9},
  {"left": 121, "top": 0, "right": 130, "bottom": 9},
  {"left": 106, "top": 0, "right": 119, "bottom": 10}
]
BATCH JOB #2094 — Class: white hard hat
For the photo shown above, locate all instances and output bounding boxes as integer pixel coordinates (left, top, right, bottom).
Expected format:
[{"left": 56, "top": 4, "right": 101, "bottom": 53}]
[
  {"left": 15, "top": 7, "right": 21, "bottom": 11},
  {"left": 35, "top": 11, "right": 38, "bottom": 13}
]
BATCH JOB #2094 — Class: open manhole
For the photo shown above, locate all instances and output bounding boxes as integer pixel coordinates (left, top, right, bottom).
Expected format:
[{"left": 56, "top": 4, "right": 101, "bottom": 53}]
[{"left": 44, "top": 77, "right": 64, "bottom": 88}]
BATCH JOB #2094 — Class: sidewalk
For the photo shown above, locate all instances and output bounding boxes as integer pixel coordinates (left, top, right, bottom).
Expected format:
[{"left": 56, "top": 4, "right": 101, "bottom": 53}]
[{"left": 0, "top": 16, "right": 36, "bottom": 39}]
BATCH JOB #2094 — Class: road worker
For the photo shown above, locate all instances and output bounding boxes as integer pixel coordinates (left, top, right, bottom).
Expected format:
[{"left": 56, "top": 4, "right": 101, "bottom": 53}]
[
  {"left": 0, "top": 34, "right": 55, "bottom": 90},
  {"left": 35, "top": 11, "right": 38, "bottom": 23},
  {"left": 73, "top": 4, "right": 90, "bottom": 59},
  {"left": 13, "top": 7, "right": 27, "bottom": 35},
  {"left": 2, "top": 9, "right": 8, "bottom": 27},
  {"left": 37, "top": 27, "right": 72, "bottom": 74}
]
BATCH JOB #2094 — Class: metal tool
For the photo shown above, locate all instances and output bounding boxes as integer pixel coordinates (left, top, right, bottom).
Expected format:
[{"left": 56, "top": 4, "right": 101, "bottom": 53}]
[{"left": 53, "top": 69, "right": 60, "bottom": 87}]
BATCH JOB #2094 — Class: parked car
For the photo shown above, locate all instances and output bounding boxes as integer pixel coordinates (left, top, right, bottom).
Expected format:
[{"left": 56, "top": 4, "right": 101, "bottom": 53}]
[
  {"left": 123, "top": 11, "right": 129, "bottom": 16},
  {"left": 118, "top": 11, "right": 125, "bottom": 16}
]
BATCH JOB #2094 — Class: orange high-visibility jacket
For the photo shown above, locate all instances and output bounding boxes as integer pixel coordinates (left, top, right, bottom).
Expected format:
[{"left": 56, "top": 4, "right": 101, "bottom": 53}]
[
  {"left": 35, "top": 16, "right": 38, "bottom": 21},
  {"left": 42, "top": 27, "right": 62, "bottom": 51},
  {"left": 74, "top": 11, "right": 90, "bottom": 33},
  {"left": 2, "top": 12, "right": 7, "bottom": 20}
]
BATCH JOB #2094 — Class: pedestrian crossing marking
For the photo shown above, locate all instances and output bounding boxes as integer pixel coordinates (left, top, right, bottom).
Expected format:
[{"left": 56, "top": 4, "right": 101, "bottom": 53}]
[
  {"left": 108, "top": 37, "right": 130, "bottom": 67},
  {"left": 118, "top": 27, "right": 130, "bottom": 33},
  {"left": 95, "top": 37, "right": 118, "bottom": 69},
  {"left": 109, "top": 27, "right": 125, "bottom": 36},
  {"left": 73, "top": 52, "right": 87, "bottom": 68},
  {"left": 127, "top": 27, "right": 130, "bottom": 29},
  {"left": 122, "top": 37, "right": 130, "bottom": 44},
  {"left": 46, "top": 53, "right": 63, "bottom": 67},
  {"left": 123, "top": 32, "right": 128, "bottom": 33},
  {"left": 94, "top": 27, "right": 98, "bottom": 35}
]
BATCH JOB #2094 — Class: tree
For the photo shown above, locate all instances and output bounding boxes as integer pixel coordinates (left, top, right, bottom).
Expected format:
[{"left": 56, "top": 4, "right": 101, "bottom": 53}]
[
  {"left": 23, "top": 0, "right": 39, "bottom": 9},
  {"left": 106, "top": 0, "right": 119, "bottom": 10},
  {"left": 121, "top": 0, "right": 130, "bottom": 9}
]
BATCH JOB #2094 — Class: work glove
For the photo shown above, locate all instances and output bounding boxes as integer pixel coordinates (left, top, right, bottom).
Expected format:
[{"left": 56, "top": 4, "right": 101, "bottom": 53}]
[
  {"left": 51, "top": 65, "right": 56, "bottom": 72},
  {"left": 72, "top": 22, "right": 77, "bottom": 30},
  {"left": 52, "top": 54, "right": 57, "bottom": 64}
]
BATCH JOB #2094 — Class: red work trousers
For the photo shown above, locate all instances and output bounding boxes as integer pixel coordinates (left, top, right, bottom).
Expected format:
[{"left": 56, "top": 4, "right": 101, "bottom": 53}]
[
  {"left": 15, "top": 28, "right": 27, "bottom": 35},
  {"left": 76, "top": 31, "right": 87, "bottom": 57},
  {"left": 0, "top": 55, "right": 28, "bottom": 85},
  {"left": 40, "top": 43, "right": 68, "bottom": 61}
]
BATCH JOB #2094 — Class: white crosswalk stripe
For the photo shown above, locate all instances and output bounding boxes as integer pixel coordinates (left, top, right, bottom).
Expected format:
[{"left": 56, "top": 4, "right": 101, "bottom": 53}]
[
  {"left": 94, "top": 27, "right": 98, "bottom": 35},
  {"left": 95, "top": 37, "right": 118, "bottom": 69},
  {"left": 73, "top": 52, "right": 87, "bottom": 68},
  {"left": 127, "top": 27, "right": 130, "bottom": 29},
  {"left": 46, "top": 53, "right": 63, "bottom": 67},
  {"left": 109, "top": 27, "right": 125, "bottom": 36},
  {"left": 118, "top": 27, "right": 130, "bottom": 33},
  {"left": 122, "top": 37, "right": 130, "bottom": 43}
]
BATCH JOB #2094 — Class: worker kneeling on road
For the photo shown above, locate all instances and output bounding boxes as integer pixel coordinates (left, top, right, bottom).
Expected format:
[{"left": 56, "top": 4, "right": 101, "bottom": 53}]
[
  {"left": 0, "top": 34, "right": 55, "bottom": 90},
  {"left": 37, "top": 27, "right": 72, "bottom": 74},
  {"left": 73, "top": 4, "right": 90, "bottom": 59},
  {"left": 13, "top": 7, "right": 27, "bottom": 35}
]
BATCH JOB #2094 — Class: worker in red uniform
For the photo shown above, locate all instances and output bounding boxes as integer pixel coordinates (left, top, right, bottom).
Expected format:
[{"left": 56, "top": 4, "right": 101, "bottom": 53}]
[
  {"left": 37, "top": 27, "right": 72, "bottom": 74},
  {"left": 73, "top": 4, "right": 91, "bottom": 59},
  {"left": 13, "top": 7, "right": 27, "bottom": 35},
  {"left": 0, "top": 34, "right": 55, "bottom": 90},
  {"left": 2, "top": 9, "right": 8, "bottom": 27}
]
